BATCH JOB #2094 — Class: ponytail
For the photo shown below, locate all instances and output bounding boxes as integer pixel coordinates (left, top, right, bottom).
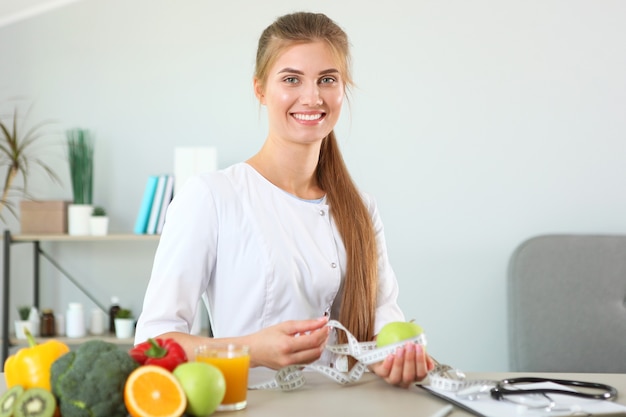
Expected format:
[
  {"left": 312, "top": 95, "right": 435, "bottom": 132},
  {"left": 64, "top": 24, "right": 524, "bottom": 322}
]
[{"left": 317, "top": 131, "right": 377, "bottom": 348}]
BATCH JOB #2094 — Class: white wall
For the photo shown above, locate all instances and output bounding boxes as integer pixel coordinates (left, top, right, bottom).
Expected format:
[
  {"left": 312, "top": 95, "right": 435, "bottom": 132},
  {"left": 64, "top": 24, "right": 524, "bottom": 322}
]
[{"left": 1, "top": 0, "right": 625, "bottom": 372}]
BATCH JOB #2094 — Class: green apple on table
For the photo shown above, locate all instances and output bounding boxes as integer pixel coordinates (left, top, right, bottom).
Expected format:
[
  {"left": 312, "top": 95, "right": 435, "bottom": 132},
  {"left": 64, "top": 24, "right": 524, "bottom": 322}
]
[
  {"left": 376, "top": 321, "right": 424, "bottom": 347},
  {"left": 173, "top": 362, "right": 226, "bottom": 417}
]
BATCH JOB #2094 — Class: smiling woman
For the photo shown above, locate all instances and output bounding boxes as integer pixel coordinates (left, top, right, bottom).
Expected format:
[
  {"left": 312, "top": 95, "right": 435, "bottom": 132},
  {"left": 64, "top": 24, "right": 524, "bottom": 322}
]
[
  {"left": 1, "top": 0, "right": 624, "bottom": 375},
  {"left": 135, "top": 11, "right": 434, "bottom": 390},
  {"left": 253, "top": 41, "right": 345, "bottom": 151}
]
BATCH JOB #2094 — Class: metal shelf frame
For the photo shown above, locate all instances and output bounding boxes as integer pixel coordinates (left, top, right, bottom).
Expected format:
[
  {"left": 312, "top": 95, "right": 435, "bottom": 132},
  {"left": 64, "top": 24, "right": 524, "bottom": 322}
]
[{"left": 1, "top": 230, "right": 159, "bottom": 367}]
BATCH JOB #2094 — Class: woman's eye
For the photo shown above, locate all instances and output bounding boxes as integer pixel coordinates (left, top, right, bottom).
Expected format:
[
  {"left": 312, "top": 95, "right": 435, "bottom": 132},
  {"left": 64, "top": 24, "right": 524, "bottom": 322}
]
[
  {"left": 320, "top": 76, "right": 337, "bottom": 85},
  {"left": 284, "top": 76, "right": 299, "bottom": 84}
]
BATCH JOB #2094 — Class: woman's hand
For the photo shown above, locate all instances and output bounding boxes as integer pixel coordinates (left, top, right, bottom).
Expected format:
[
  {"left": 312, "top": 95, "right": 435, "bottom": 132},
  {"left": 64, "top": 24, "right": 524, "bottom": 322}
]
[
  {"left": 247, "top": 316, "right": 330, "bottom": 369},
  {"left": 369, "top": 342, "right": 435, "bottom": 388},
  {"left": 158, "top": 316, "right": 329, "bottom": 370}
]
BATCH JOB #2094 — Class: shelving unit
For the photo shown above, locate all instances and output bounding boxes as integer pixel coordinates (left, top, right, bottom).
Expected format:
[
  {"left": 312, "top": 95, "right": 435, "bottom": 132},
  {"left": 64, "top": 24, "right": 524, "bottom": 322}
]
[
  {"left": 2, "top": 230, "right": 160, "bottom": 366},
  {"left": 9, "top": 333, "right": 134, "bottom": 346}
]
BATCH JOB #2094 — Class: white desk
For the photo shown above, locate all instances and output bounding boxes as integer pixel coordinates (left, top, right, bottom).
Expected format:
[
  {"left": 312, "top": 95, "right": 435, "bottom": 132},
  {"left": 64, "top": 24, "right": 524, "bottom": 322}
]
[{"left": 3, "top": 370, "right": 626, "bottom": 416}]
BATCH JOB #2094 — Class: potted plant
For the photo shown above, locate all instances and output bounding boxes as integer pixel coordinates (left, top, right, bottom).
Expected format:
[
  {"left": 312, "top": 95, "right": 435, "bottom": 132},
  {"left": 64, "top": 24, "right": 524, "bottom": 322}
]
[
  {"left": 89, "top": 206, "right": 109, "bottom": 236},
  {"left": 14, "top": 305, "right": 35, "bottom": 339},
  {"left": 114, "top": 308, "right": 134, "bottom": 339},
  {"left": 0, "top": 100, "right": 62, "bottom": 222},
  {"left": 67, "top": 128, "right": 94, "bottom": 235}
]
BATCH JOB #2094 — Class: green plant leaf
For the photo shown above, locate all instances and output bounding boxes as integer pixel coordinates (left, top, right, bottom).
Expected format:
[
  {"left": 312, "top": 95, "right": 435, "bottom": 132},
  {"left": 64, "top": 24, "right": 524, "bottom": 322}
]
[
  {"left": 0, "top": 100, "right": 63, "bottom": 222},
  {"left": 67, "top": 128, "right": 94, "bottom": 205}
]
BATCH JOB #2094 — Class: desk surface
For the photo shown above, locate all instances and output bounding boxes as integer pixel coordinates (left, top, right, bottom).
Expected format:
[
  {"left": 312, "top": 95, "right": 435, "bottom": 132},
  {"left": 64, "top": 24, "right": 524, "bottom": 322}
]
[{"left": 2, "top": 370, "right": 626, "bottom": 416}]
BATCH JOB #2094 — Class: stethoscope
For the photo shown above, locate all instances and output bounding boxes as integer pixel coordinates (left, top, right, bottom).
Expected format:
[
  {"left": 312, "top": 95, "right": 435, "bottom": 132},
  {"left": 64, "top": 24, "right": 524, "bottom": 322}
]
[{"left": 490, "top": 377, "right": 618, "bottom": 401}]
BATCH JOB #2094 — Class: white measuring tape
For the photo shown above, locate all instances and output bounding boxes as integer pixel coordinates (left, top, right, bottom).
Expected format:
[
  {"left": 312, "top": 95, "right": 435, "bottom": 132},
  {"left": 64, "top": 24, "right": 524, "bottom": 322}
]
[
  {"left": 426, "top": 359, "right": 494, "bottom": 393},
  {"left": 248, "top": 319, "right": 464, "bottom": 391},
  {"left": 205, "top": 294, "right": 470, "bottom": 391}
]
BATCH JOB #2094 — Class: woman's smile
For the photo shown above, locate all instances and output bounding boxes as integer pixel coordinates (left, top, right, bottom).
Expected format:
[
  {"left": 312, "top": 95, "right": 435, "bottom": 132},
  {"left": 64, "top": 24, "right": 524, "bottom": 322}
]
[
  {"left": 255, "top": 40, "right": 344, "bottom": 145},
  {"left": 291, "top": 111, "right": 326, "bottom": 123}
]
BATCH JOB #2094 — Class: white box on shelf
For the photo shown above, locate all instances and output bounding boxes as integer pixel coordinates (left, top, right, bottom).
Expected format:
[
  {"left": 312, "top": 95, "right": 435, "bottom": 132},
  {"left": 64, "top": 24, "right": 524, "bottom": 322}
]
[{"left": 174, "top": 146, "right": 218, "bottom": 196}]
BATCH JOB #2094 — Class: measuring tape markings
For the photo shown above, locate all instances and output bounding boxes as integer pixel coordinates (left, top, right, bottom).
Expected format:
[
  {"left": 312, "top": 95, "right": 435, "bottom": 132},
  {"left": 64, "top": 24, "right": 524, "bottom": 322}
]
[
  {"left": 247, "top": 319, "right": 495, "bottom": 395},
  {"left": 428, "top": 374, "right": 478, "bottom": 392},
  {"left": 249, "top": 319, "right": 438, "bottom": 391}
]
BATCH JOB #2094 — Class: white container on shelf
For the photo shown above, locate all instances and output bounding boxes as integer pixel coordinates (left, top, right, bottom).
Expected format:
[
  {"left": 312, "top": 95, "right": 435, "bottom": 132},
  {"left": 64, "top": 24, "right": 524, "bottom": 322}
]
[
  {"left": 28, "top": 306, "right": 40, "bottom": 337},
  {"left": 56, "top": 313, "right": 65, "bottom": 336},
  {"left": 66, "top": 303, "right": 86, "bottom": 338},
  {"left": 114, "top": 318, "right": 135, "bottom": 339},
  {"left": 89, "top": 216, "right": 109, "bottom": 236},
  {"left": 14, "top": 320, "right": 35, "bottom": 339},
  {"left": 68, "top": 204, "right": 93, "bottom": 236},
  {"left": 90, "top": 309, "right": 106, "bottom": 335}
]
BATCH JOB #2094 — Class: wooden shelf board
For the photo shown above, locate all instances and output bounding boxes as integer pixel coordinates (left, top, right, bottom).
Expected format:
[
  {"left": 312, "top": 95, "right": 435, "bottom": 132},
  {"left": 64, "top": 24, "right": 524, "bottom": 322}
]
[
  {"left": 6, "top": 333, "right": 134, "bottom": 345},
  {"left": 11, "top": 233, "right": 160, "bottom": 242}
]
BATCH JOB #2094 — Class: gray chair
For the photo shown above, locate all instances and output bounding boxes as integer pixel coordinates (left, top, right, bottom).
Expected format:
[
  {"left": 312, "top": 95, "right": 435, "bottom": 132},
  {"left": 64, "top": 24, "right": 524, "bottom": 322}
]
[{"left": 508, "top": 234, "right": 626, "bottom": 373}]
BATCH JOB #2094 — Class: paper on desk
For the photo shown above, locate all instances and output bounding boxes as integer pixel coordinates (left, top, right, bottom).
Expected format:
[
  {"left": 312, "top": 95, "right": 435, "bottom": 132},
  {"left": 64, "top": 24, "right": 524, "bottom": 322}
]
[{"left": 421, "top": 381, "right": 626, "bottom": 417}]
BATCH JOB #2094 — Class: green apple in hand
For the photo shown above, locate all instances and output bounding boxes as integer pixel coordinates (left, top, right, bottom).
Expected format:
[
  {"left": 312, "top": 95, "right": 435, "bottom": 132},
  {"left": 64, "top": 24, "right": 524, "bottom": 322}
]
[
  {"left": 173, "top": 362, "right": 226, "bottom": 416},
  {"left": 376, "top": 321, "right": 424, "bottom": 347}
]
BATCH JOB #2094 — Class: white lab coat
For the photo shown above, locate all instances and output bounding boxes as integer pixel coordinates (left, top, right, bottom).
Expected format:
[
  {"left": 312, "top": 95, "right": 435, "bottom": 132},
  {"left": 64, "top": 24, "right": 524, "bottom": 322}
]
[{"left": 135, "top": 163, "right": 404, "bottom": 362}]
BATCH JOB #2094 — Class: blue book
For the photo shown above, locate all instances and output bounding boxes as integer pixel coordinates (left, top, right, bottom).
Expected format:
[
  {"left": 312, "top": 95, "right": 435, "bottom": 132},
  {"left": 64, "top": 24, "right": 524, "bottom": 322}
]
[
  {"left": 133, "top": 175, "right": 159, "bottom": 234},
  {"left": 146, "top": 175, "right": 167, "bottom": 235},
  {"left": 156, "top": 174, "right": 174, "bottom": 234}
]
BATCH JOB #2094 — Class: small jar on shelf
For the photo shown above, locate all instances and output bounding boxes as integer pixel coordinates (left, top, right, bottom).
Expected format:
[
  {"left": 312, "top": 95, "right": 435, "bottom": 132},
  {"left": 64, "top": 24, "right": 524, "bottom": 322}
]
[{"left": 40, "top": 309, "right": 56, "bottom": 337}]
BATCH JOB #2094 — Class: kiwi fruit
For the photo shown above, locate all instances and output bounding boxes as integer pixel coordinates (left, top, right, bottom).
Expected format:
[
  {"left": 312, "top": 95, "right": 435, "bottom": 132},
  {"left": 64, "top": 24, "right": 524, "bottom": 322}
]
[
  {"left": 0, "top": 385, "right": 24, "bottom": 417},
  {"left": 12, "top": 388, "right": 56, "bottom": 417}
]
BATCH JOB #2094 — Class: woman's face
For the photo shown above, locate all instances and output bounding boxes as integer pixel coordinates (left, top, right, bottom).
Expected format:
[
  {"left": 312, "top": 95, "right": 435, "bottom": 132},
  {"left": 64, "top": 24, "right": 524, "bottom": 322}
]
[{"left": 255, "top": 41, "right": 345, "bottom": 147}]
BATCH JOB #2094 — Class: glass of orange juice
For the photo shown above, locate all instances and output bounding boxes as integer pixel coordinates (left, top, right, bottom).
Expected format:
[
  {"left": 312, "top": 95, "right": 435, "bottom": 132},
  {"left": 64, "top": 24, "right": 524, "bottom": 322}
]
[{"left": 195, "top": 343, "right": 250, "bottom": 411}]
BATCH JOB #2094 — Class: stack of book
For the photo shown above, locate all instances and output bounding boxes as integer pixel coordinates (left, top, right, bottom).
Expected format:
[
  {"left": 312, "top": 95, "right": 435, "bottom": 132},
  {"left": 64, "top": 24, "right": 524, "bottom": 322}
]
[{"left": 133, "top": 174, "right": 175, "bottom": 235}]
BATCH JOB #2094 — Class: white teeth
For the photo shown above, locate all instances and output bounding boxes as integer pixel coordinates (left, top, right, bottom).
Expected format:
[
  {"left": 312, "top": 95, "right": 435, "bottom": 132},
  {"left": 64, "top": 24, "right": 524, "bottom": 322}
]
[{"left": 293, "top": 113, "right": 322, "bottom": 121}]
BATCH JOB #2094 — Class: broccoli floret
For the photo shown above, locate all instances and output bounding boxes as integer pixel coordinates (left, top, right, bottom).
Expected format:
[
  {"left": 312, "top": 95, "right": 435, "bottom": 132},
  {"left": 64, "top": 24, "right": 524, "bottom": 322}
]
[{"left": 50, "top": 339, "right": 139, "bottom": 417}]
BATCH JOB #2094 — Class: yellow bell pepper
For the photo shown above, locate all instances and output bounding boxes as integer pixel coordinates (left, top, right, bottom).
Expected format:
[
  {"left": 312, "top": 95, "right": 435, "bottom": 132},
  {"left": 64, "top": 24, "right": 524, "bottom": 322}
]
[{"left": 4, "top": 327, "right": 70, "bottom": 391}]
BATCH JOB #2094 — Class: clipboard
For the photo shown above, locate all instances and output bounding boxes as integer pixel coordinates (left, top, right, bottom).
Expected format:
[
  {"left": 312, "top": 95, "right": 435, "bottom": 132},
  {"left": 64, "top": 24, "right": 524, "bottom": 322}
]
[{"left": 420, "top": 381, "right": 626, "bottom": 417}]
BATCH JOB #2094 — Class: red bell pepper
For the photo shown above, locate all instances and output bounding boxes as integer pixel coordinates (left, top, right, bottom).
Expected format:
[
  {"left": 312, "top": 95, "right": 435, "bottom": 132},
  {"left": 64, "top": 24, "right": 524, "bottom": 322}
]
[{"left": 129, "top": 338, "right": 187, "bottom": 371}]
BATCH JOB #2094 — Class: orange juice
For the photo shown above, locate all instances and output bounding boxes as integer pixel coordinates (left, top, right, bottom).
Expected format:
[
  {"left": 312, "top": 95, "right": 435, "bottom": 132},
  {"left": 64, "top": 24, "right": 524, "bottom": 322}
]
[{"left": 196, "top": 344, "right": 250, "bottom": 411}]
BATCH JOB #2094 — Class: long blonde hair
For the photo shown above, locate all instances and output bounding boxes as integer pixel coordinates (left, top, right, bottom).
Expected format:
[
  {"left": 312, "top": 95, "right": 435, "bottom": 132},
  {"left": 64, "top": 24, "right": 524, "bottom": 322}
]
[{"left": 255, "top": 12, "right": 378, "bottom": 345}]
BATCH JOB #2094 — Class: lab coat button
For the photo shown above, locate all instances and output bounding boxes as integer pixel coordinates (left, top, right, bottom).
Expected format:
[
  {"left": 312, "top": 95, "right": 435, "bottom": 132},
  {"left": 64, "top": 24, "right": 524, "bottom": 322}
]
[
  {"left": 319, "top": 210, "right": 325, "bottom": 216},
  {"left": 331, "top": 262, "right": 337, "bottom": 268}
]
